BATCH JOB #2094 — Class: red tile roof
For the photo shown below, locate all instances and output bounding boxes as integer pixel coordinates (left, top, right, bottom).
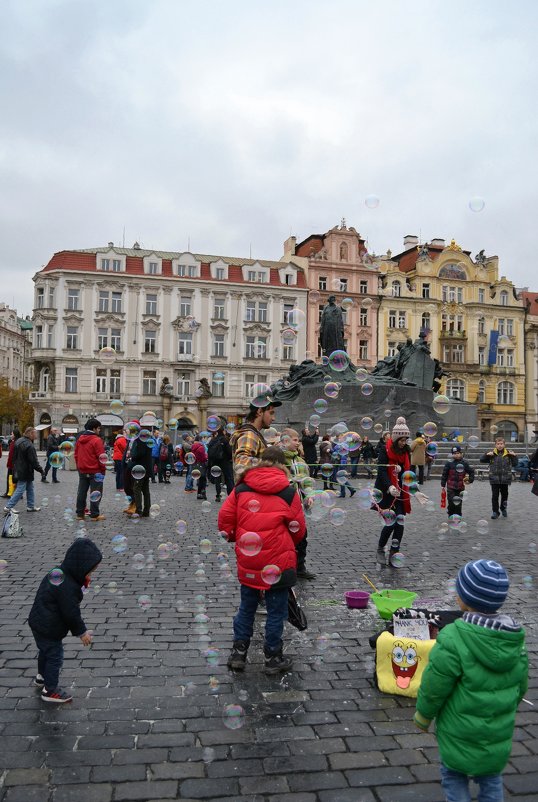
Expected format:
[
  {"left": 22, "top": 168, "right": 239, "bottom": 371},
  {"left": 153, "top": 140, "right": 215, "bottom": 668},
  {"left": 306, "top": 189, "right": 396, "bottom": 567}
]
[
  {"left": 521, "top": 291, "right": 538, "bottom": 315},
  {"left": 391, "top": 243, "right": 471, "bottom": 274}
]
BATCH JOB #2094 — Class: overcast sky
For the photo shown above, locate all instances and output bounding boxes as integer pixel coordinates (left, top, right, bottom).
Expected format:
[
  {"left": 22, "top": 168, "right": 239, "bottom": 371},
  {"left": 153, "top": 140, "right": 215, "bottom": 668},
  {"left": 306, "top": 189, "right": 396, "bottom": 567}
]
[{"left": 1, "top": 0, "right": 537, "bottom": 316}]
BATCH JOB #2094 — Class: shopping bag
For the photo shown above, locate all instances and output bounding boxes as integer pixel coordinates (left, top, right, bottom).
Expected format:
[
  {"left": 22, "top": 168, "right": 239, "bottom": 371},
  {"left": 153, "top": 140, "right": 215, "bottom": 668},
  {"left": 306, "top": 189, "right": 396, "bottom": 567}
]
[
  {"left": 440, "top": 487, "right": 446, "bottom": 509},
  {"left": 7, "top": 476, "right": 16, "bottom": 497}
]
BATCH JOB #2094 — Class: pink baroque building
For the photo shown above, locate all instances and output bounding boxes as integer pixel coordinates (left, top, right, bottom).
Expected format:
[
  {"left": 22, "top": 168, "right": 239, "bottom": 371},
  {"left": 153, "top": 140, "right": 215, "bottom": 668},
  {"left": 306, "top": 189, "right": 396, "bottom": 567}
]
[{"left": 283, "top": 220, "right": 382, "bottom": 366}]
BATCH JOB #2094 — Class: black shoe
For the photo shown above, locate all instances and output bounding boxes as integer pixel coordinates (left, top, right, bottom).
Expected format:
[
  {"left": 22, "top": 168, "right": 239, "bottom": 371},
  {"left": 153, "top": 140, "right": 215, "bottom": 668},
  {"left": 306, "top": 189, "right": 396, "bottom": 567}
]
[
  {"left": 264, "top": 648, "right": 292, "bottom": 676},
  {"left": 297, "top": 568, "right": 317, "bottom": 580},
  {"left": 376, "top": 548, "right": 386, "bottom": 565},
  {"left": 52, "top": 480, "right": 60, "bottom": 484},
  {"left": 41, "top": 478, "right": 49, "bottom": 483},
  {"left": 349, "top": 488, "right": 356, "bottom": 497},
  {"left": 501, "top": 509, "right": 507, "bottom": 517},
  {"left": 491, "top": 512, "right": 499, "bottom": 519},
  {"left": 227, "top": 640, "right": 249, "bottom": 671},
  {"left": 216, "top": 496, "right": 222, "bottom": 502}
]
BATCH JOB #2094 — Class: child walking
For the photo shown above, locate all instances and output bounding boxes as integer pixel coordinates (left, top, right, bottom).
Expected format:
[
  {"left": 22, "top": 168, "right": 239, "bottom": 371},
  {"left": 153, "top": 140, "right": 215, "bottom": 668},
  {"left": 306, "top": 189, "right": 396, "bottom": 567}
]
[
  {"left": 440, "top": 445, "right": 474, "bottom": 517},
  {"left": 414, "top": 559, "right": 528, "bottom": 802},
  {"left": 218, "top": 447, "right": 306, "bottom": 675},
  {"left": 28, "top": 538, "right": 102, "bottom": 703}
]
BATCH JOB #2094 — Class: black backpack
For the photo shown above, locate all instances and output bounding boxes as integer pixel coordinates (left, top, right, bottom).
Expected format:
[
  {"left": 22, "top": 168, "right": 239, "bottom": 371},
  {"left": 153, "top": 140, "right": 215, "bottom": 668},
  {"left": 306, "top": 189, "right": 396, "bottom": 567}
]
[{"left": 207, "top": 436, "right": 225, "bottom": 464}]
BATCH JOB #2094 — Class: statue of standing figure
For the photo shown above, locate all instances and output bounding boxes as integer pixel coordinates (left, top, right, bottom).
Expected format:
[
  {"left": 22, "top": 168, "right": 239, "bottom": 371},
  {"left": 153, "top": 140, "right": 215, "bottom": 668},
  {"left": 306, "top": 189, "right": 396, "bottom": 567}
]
[{"left": 319, "top": 295, "right": 345, "bottom": 355}]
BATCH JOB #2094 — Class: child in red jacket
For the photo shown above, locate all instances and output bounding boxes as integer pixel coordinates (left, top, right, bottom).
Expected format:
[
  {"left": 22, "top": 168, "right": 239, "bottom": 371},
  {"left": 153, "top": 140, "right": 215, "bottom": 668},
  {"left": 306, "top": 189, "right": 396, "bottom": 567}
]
[{"left": 218, "top": 447, "right": 306, "bottom": 675}]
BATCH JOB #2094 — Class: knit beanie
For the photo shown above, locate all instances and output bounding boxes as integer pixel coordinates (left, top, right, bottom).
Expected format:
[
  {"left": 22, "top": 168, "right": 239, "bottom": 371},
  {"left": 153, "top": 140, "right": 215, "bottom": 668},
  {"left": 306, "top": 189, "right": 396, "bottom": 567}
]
[
  {"left": 391, "top": 416, "right": 410, "bottom": 440},
  {"left": 456, "top": 559, "right": 509, "bottom": 613}
]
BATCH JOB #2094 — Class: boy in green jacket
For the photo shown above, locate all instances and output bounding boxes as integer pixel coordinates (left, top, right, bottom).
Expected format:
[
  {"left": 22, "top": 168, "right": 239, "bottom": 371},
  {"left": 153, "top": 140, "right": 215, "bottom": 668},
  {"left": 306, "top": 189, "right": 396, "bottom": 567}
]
[{"left": 414, "top": 559, "right": 527, "bottom": 802}]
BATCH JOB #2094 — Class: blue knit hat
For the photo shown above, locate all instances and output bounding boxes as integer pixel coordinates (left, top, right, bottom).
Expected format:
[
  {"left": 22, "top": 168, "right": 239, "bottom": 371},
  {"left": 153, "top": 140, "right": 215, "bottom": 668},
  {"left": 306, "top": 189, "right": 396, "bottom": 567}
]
[{"left": 456, "top": 559, "right": 509, "bottom": 613}]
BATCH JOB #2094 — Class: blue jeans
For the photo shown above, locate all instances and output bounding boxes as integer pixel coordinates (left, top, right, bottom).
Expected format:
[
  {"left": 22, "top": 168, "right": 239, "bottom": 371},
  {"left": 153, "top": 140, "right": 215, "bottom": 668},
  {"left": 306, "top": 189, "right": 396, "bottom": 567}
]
[
  {"left": 440, "top": 765, "right": 503, "bottom": 802},
  {"left": 184, "top": 465, "right": 194, "bottom": 490},
  {"left": 6, "top": 480, "right": 35, "bottom": 510},
  {"left": 32, "top": 631, "right": 64, "bottom": 692},
  {"left": 233, "top": 585, "right": 289, "bottom": 653},
  {"left": 76, "top": 473, "right": 102, "bottom": 518}
]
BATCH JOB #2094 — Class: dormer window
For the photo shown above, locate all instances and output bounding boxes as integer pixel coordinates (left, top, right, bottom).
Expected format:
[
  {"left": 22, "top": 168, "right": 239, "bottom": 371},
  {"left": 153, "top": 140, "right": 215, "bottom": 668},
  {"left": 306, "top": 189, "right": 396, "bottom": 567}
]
[
  {"left": 244, "top": 263, "right": 267, "bottom": 283},
  {"left": 175, "top": 253, "right": 201, "bottom": 278},
  {"left": 97, "top": 250, "right": 125, "bottom": 272},
  {"left": 211, "top": 259, "right": 228, "bottom": 281},
  {"left": 144, "top": 254, "right": 162, "bottom": 275},
  {"left": 500, "top": 290, "right": 509, "bottom": 306}
]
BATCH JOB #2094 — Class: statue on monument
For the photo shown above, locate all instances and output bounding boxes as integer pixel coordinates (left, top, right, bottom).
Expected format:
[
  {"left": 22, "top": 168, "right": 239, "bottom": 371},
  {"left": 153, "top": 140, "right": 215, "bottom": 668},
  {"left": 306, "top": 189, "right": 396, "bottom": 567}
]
[{"left": 319, "top": 295, "right": 345, "bottom": 355}]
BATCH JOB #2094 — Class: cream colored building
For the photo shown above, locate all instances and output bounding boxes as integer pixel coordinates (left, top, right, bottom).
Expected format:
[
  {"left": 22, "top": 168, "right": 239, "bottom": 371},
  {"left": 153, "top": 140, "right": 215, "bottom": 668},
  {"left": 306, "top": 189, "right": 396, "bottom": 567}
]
[
  {"left": 30, "top": 244, "right": 308, "bottom": 431},
  {"left": 379, "top": 236, "right": 527, "bottom": 441},
  {"left": 522, "top": 292, "right": 538, "bottom": 444},
  {"left": 0, "top": 303, "right": 33, "bottom": 390}
]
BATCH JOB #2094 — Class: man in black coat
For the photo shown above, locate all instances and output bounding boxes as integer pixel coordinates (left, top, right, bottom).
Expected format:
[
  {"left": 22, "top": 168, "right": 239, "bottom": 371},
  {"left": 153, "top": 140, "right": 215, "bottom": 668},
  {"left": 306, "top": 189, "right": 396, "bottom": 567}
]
[
  {"left": 4, "top": 427, "right": 44, "bottom": 513},
  {"left": 301, "top": 427, "right": 319, "bottom": 477},
  {"left": 42, "top": 427, "right": 61, "bottom": 484}
]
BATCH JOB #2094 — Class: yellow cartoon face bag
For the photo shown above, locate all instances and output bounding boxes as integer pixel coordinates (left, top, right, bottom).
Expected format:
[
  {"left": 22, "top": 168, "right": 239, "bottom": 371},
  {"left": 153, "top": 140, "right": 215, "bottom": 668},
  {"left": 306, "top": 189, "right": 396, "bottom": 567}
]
[{"left": 375, "top": 631, "right": 435, "bottom": 698}]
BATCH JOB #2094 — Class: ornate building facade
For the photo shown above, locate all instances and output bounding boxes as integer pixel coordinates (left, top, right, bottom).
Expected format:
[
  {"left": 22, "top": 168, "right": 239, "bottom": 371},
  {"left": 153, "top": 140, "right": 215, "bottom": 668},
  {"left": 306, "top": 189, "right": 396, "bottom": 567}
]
[
  {"left": 0, "top": 303, "right": 33, "bottom": 390},
  {"left": 29, "top": 244, "right": 308, "bottom": 432},
  {"left": 285, "top": 221, "right": 381, "bottom": 367},
  {"left": 522, "top": 292, "right": 538, "bottom": 443},
  {"left": 379, "top": 236, "right": 527, "bottom": 441}
]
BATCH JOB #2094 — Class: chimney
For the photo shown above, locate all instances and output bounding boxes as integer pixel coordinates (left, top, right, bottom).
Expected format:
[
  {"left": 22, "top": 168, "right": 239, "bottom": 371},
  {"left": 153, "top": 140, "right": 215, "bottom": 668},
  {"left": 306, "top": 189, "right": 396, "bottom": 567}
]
[
  {"left": 283, "top": 236, "right": 297, "bottom": 258},
  {"left": 108, "top": 241, "right": 114, "bottom": 247},
  {"left": 403, "top": 235, "right": 419, "bottom": 250},
  {"left": 133, "top": 241, "right": 140, "bottom": 250},
  {"left": 431, "top": 238, "right": 445, "bottom": 248}
]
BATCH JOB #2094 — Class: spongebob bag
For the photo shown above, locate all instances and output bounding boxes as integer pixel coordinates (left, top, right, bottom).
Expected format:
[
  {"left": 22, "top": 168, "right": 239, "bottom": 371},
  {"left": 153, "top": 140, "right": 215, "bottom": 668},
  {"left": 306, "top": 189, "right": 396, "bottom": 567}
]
[{"left": 375, "top": 631, "right": 435, "bottom": 698}]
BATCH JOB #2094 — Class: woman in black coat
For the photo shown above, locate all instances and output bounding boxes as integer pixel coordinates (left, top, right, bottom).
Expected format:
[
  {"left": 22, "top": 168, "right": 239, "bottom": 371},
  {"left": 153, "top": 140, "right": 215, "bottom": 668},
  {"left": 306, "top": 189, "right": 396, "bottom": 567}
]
[{"left": 301, "top": 428, "right": 319, "bottom": 477}]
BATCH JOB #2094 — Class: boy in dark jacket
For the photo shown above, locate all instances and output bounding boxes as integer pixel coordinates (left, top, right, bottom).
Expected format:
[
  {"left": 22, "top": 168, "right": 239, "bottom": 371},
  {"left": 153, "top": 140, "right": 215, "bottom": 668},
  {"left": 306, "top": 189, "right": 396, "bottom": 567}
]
[
  {"left": 480, "top": 437, "right": 518, "bottom": 519},
  {"left": 440, "top": 445, "right": 474, "bottom": 517},
  {"left": 415, "top": 559, "right": 527, "bottom": 802},
  {"left": 218, "top": 447, "right": 306, "bottom": 675},
  {"left": 28, "top": 538, "right": 102, "bottom": 703}
]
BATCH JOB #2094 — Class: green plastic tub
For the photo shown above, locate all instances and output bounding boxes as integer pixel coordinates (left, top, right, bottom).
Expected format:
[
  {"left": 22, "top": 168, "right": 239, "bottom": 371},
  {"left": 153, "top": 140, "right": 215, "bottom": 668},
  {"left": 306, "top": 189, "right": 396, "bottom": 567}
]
[{"left": 370, "top": 589, "right": 417, "bottom": 619}]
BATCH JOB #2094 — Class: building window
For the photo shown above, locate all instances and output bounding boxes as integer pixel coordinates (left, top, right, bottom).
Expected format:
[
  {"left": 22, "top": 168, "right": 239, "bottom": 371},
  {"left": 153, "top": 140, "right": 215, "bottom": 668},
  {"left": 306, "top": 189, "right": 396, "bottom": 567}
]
[
  {"left": 341, "top": 308, "right": 348, "bottom": 326},
  {"left": 110, "top": 370, "right": 120, "bottom": 395},
  {"left": 478, "top": 288, "right": 485, "bottom": 304},
  {"left": 213, "top": 334, "right": 225, "bottom": 357},
  {"left": 388, "top": 310, "right": 396, "bottom": 329},
  {"left": 284, "top": 274, "right": 293, "bottom": 285},
  {"left": 398, "top": 311, "right": 406, "bottom": 329},
  {"left": 245, "top": 373, "right": 268, "bottom": 397},
  {"left": 360, "top": 309, "right": 368, "bottom": 326},
  {"left": 178, "top": 332, "right": 192, "bottom": 355},
  {"left": 177, "top": 374, "right": 191, "bottom": 397},
  {"left": 48, "top": 288, "right": 55, "bottom": 307},
  {"left": 453, "top": 344, "right": 465, "bottom": 363},
  {"left": 442, "top": 286, "right": 448, "bottom": 303},
  {"left": 40, "top": 367, "right": 49, "bottom": 393},
  {"left": 213, "top": 298, "right": 225, "bottom": 319},
  {"left": 457, "top": 287, "right": 463, "bottom": 303},
  {"left": 478, "top": 346, "right": 485, "bottom": 366},
  {"left": 145, "top": 294, "right": 157, "bottom": 315},
  {"left": 422, "top": 283, "right": 430, "bottom": 299},
  {"left": 497, "top": 381, "right": 515, "bottom": 405},
  {"left": 446, "top": 378, "right": 465, "bottom": 400},
  {"left": 67, "top": 288, "right": 80, "bottom": 311},
  {"left": 258, "top": 302, "right": 268, "bottom": 323},
  {"left": 498, "top": 319, "right": 505, "bottom": 335},
  {"left": 36, "top": 288, "right": 44, "bottom": 308},
  {"left": 97, "top": 328, "right": 107, "bottom": 350},
  {"left": 144, "top": 330, "right": 156, "bottom": 353},
  {"left": 392, "top": 280, "right": 401, "bottom": 297},
  {"left": 247, "top": 271, "right": 257, "bottom": 282},
  {"left": 500, "top": 290, "right": 509, "bottom": 306},
  {"left": 443, "top": 345, "right": 451, "bottom": 362},
  {"left": 101, "top": 258, "right": 110, "bottom": 271},
  {"left": 478, "top": 317, "right": 485, "bottom": 335},
  {"left": 35, "top": 325, "right": 43, "bottom": 348},
  {"left": 421, "top": 312, "right": 431, "bottom": 332},
  {"left": 359, "top": 280, "right": 368, "bottom": 294},
  {"left": 283, "top": 344, "right": 294, "bottom": 360},
  {"left": 179, "top": 295, "right": 191, "bottom": 317},
  {"left": 112, "top": 259, "right": 121, "bottom": 272},
  {"left": 478, "top": 380, "right": 486, "bottom": 403},
  {"left": 506, "top": 319, "right": 513, "bottom": 336},
  {"left": 283, "top": 303, "right": 294, "bottom": 324},
  {"left": 65, "top": 367, "right": 78, "bottom": 394},
  {"left": 47, "top": 325, "right": 54, "bottom": 349},
  {"left": 110, "top": 329, "right": 121, "bottom": 351},
  {"left": 215, "top": 267, "right": 225, "bottom": 280},
  {"left": 96, "top": 369, "right": 107, "bottom": 394},
  {"left": 387, "top": 341, "right": 397, "bottom": 357},
  {"left": 111, "top": 292, "right": 122, "bottom": 313},
  {"left": 143, "top": 370, "right": 157, "bottom": 396},
  {"left": 212, "top": 372, "right": 225, "bottom": 397},
  {"left": 148, "top": 261, "right": 158, "bottom": 275},
  {"left": 318, "top": 304, "right": 324, "bottom": 323},
  {"left": 178, "top": 264, "right": 198, "bottom": 277},
  {"left": 246, "top": 301, "right": 256, "bottom": 322},
  {"left": 66, "top": 326, "right": 79, "bottom": 350},
  {"left": 359, "top": 340, "right": 368, "bottom": 360},
  {"left": 246, "top": 336, "right": 267, "bottom": 359},
  {"left": 98, "top": 291, "right": 109, "bottom": 312},
  {"left": 319, "top": 276, "right": 327, "bottom": 291},
  {"left": 339, "top": 278, "right": 348, "bottom": 292},
  {"left": 506, "top": 349, "right": 514, "bottom": 367}
]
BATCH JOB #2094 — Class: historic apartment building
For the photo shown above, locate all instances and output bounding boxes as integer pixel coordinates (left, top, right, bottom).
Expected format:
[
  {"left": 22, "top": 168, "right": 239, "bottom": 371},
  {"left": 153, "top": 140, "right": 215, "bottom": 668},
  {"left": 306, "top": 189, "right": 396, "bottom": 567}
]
[
  {"left": 30, "top": 244, "right": 308, "bottom": 431},
  {"left": 284, "top": 220, "right": 381, "bottom": 366},
  {"left": 379, "top": 236, "right": 527, "bottom": 441},
  {"left": 522, "top": 292, "right": 538, "bottom": 443},
  {"left": 0, "top": 303, "right": 33, "bottom": 390}
]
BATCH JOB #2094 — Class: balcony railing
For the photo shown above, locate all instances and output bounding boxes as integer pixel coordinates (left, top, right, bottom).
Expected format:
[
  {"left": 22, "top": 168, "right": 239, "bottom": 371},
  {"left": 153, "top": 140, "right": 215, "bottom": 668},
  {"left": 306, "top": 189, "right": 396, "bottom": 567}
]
[{"left": 439, "top": 329, "right": 467, "bottom": 339}]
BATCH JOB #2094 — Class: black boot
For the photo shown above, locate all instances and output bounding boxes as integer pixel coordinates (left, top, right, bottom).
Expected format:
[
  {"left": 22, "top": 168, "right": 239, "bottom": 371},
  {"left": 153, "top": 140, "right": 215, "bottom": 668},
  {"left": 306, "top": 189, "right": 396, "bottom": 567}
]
[
  {"left": 297, "top": 566, "right": 317, "bottom": 580},
  {"left": 376, "top": 548, "right": 386, "bottom": 565},
  {"left": 264, "top": 645, "right": 293, "bottom": 676},
  {"left": 227, "top": 640, "right": 249, "bottom": 671}
]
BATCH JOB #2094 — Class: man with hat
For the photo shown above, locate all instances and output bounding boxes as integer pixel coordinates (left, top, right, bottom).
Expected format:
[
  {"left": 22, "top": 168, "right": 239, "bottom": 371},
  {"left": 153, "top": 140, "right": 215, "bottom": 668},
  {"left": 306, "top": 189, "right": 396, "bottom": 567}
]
[
  {"left": 231, "top": 398, "right": 282, "bottom": 479},
  {"left": 440, "top": 445, "right": 474, "bottom": 518}
]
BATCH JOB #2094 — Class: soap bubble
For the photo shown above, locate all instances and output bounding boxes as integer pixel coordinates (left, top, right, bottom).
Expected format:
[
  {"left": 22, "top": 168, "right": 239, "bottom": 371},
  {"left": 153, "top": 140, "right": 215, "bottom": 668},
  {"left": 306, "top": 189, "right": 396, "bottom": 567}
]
[
  {"left": 328, "top": 350, "right": 349, "bottom": 372},
  {"left": 176, "top": 519, "right": 187, "bottom": 535},
  {"left": 108, "top": 581, "right": 118, "bottom": 594},
  {"left": 157, "top": 543, "right": 171, "bottom": 560},
  {"left": 251, "top": 382, "right": 273, "bottom": 408},
  {"left": 309, "top": 290, "right": 321, "bottom": 304},
  {"left": 529, "top": 542, "right": 537, "bottom": 554},
  {"left": 373, "top": 423, "right": 384, "bottom": 434},
  {"left": 329, "top": 508, "right": 346, "bottom": 526},
  {"left": 390, "top": 552, "right": 405, "bottom": 568},
  {"left": 192, "top": 467, "right": 201, "bottom": 481},
  {"left": 261, "top": 564, "right": 282, "bottom": 585},
  {"left": 309, "top": 414, "right": 321, "bottom": 428},
  {"left": 110, "top": 399, "right": 124, "bottom": 413},
  {"left": 523, "top": 575, "right": 533, "bottom": 589},
  {"left": 263, "top": 426, "right": 278, "bottom": 444},
  {"left": 201, "top": 500, "right": 211, "bottom": 512},
  {"left": 341, "top": 297, "right": 354, "bottom": 311},
  {"left": 361, "top": 382, "right": 373, "bottom": 397},
  {"left": 149, "top": 504, "right": 160, "bottom": 518},
  {"left": 281, "top": 328, "right": 297, "bottom": 346},
  {"left": 320, "top": 463, "right": 333, "bottom": 479},
  {"left": 185, "top": 452, "right": 196, "bottom": 465},
  {"left": 59, "top": 441, "right": 74, "bottom": 456},
  {"left": 210, "top": 465, "right": 222, "bottom": 479},
  {"left": 226, "top": 422, "right": 235, "bottom": 433},
  {"left": 238, "top": 531, "right": 263, "bottom": 556},
  {"left": 199, "top": 539, "right": 212, "bottom": 555},
  {"left": 423, "top": 422, "right": 438, "bottom": 437},
  {"left": 490, "top": 424, "right": 499, "bottom": 435},
  {"left": 468, "top": 435, "right": 480, "bottom": 449},
  {"left": 89, "top": 490, "right": 102, "bottom": 503},
  {"left": 131, "top": 465, "right": 146, "bottom": 481},
  {"left": 0, "top": 559, "right": 8, "bottom": 574},
  {"left": 313, "top": 398, "right": 328, "bottom": 414},
  {"left": 402, "top": 470, "right": 416, "bottom": 486},
  {"left": 360, "top": 417, "right": 373, "bottom": 430},
  {"left": 469, "top": 197, "right": 485, "bottom": 213},
  {"left": 356, "top": 368, "right": 369, "bottom": 382},
  {"left": 48, "top": 452, "right": 64, "bottom": 468},
  {"left": 371, "top": 488, "right": 383, "bottom": 504},
  {"left": 223, "top": 704, "right": 245, "bottom": 730},
  {"left": 138, "top": 429, "right": 151, "bottom": 443},
  {"left": 207, "top": 415, "right": 221, "bottom": 432},
  {"left": 212, "top": 372, "right": 225, "bottom": 386},
  {"left": 365, "top": 194, "right": 380, "bottom": 209},
  {"left": 433, "top": 395, "right": 450, "bottom": 414},
  {"left": 426, "top": 442, "right": 438, "bottom": 457},
  {"left": 99, "top": 346, "right": 116, "bottom": 364},
  {"left": 361, "top": 297, "right": 373, "bottom": 308},
  {"left": 448, "top": 514, "right": 462, "bottom": 530},
  {"left": 126, "top": 422, "right": 141, "bottom": 438},
  {"left": 247, "top": 499, "right": 261, "bottom": 513},
  {"left": 168, "top": 418, "right": 178, "bottom": 430},
  {"left": 287, "top": 308, "right": 306, "bottom": 331},
  {"left": 194, "top": 568, "right": 206, "bottom": 583},
  {"left": 335, "top": 469, "right": 349, "bottom": 485},
  {"left": 138, "top": 595, "right": 152, "bottom": 610},
  {"left": 324, "top": 382, "right": 340, "bottom": 399},
  {"left": 111, "top": 534, "right": 127, "bottom": 554},
  {"left": 289, "top": 520, "right": 301, "bottom": 533},
  {"left": 48, "top": 568, "right": 64, "bottom": 586},
  {"left": 382, "top": 509, "right": 396, "bottom": 525}
]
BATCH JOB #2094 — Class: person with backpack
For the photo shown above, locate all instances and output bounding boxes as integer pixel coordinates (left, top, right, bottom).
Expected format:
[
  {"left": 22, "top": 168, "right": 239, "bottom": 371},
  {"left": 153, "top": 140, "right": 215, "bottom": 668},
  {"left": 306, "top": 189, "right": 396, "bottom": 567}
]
[
  {"left": 207, "top": 421, "right": 234, "bottom": 501},
  {"left": 41, "top": 427, "right": 61, "bottom": 484},
  {"left": 128, "top": 432, "right": 153, "bottom": 516},
  {"left": 28, "top": 538, "right": 102, "bottom": 703},
  {"left": 230, "top": 399, "right": 282, "bottom": 479},
  {"left": 158, "top": 435, "right": 174, "bottom": 484},
  {"left": 4, "top": 427, "right": 44, "bottom": 514},
  {"left": 150, "top": 431, "right": 162, "bottom": 484}
]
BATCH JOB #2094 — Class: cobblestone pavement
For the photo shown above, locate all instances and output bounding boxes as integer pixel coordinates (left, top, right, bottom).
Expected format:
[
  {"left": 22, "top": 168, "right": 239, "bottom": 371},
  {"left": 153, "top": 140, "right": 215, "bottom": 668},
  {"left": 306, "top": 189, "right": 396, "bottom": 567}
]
[{"left": 0, "top": 465, "right": 536, "bottom": 802}]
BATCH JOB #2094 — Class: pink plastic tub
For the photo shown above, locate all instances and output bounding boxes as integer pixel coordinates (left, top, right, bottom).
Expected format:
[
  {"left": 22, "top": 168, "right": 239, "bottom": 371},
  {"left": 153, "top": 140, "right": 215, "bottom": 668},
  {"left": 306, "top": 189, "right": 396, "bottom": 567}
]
[{"left": 345, "top": 590, "right": 370, "bottom": 609}]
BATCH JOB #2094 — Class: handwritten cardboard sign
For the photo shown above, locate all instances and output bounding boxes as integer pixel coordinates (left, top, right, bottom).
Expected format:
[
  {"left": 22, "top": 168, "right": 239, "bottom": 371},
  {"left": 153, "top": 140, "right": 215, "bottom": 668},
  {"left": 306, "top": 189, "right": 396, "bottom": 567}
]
[{"left": 392, "top": 616, "right": 431, "bottom": 640}]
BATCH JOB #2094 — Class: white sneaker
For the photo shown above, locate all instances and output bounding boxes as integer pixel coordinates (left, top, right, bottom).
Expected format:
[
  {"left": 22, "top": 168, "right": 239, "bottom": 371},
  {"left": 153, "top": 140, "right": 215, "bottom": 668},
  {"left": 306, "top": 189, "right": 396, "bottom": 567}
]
[
  {"left": 4, "top": 507, "right": 16, "bottom": 514},
  {"left": 26, "top": 507, "right": 41, "bottom": 512}
]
